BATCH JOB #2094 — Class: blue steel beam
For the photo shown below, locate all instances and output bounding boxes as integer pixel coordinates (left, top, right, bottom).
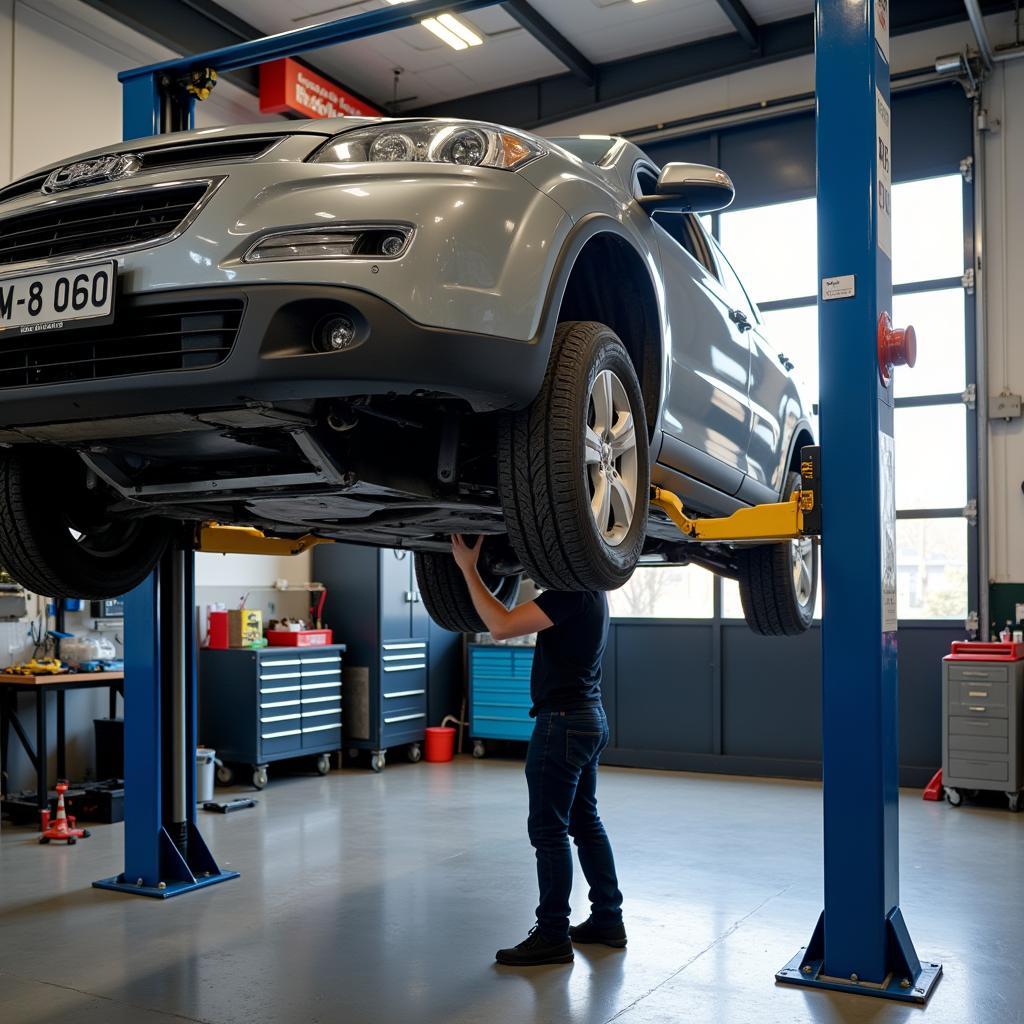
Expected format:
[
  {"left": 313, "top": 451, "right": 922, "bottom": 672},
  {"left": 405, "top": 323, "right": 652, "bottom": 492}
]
[
  {"left": 776, "top": 1, "right": 940, "bottom": 1003},
  {"left": 118, "top": 0, "right": 504, "bottom": 82}
]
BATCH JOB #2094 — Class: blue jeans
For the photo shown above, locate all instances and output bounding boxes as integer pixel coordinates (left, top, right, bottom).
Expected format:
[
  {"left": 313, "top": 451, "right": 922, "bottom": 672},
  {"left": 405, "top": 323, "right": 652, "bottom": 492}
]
[{"left": 526, "top": 706, "right": 623, "bottom": 941}]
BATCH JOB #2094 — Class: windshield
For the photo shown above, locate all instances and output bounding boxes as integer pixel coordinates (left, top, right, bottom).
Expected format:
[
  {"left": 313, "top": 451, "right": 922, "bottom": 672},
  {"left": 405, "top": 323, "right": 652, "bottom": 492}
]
[{"left": 549, "top": 136, "right": 616, "bottom": 164}]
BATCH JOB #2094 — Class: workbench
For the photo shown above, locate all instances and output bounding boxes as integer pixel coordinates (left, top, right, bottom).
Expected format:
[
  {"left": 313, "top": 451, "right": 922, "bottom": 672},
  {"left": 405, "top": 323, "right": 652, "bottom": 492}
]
[{"left": 0, "top": 671, "right": 124, "bottom": 815}]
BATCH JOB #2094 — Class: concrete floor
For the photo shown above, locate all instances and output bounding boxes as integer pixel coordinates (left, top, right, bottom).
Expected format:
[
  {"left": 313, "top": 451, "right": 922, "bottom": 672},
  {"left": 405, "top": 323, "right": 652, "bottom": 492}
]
[{"left": 1, "top": 758, "right": 1022, "bottom": 1024}]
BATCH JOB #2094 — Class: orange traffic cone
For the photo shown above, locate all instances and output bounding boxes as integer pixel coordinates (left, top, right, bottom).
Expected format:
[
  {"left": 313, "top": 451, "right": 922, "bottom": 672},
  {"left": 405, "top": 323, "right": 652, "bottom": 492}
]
[{"left": 39, "top": 781, "right": 90, "bottom": 844}]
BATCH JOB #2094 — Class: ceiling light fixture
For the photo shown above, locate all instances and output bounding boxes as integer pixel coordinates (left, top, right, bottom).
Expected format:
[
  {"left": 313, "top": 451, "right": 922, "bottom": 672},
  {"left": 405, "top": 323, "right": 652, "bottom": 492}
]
[{"left": 383, "top": 1, "right": 483, "bottom": 50}]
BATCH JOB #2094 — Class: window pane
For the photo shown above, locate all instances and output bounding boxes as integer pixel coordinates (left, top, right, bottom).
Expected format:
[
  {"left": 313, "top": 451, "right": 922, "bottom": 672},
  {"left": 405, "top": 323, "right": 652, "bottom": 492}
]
[
  {"left": 718, "top": 197, "right": 817, "bottom": 303},
  {"left": 896, "top": 518, "right": 967, "bottom": 620},
  {"left": 892, "top": 288, "right": 966, "bottom": 398},
  {"left": 760, "top": 304, "right": 819, "bottom": 415},
  {"left": 892, "top": 175, "right": 964, "bottom": 285},
  {"left": 610, "top": 565, "right": 713, "bottom": 618},
  {"left": 721, "top": 569, "right": 822, "bottom": 620},
  {"left": 894, "top": 404, "right": 967, "bottom": 509}
]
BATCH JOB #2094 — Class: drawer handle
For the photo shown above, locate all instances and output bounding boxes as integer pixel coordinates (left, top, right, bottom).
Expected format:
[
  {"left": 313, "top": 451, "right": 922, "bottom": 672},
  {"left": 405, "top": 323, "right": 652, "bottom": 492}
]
[
  {"left": 300, "top": 656, "right": 342, "bottom": 664},
  {"left": 302, "top": 682, "right": 341, "bottom": 691},
  {"left": 302, "top": 695, "right": 342, "bottom": 705},
  {"left": 261, "top": 659, "right": 302, "bottom": 667},
  {"left": 261, "top": 700, "right": 301, "bottom": 709},
  {"left": 968, "top": 690, "right": 989, "bottom": 698},
  {"left": 384, "top": 712, "right": 426, "bottom": 724},
  {"left": 302, "top": 668, "right": 342, "bottom": 677},
  {"left": 969, "top": 706, "right": 987, "bottom": 712},
  {"left": 383, "top": 664, "right": 427, "bottom": 673},
  {"left": 961, "top": 671, "right": 991, "bottom": 678},
  {"left": 303, "top": 723, "right": 341, "bottom": 734},
  {"left": 261, "top": 713, "right": 302, "bottom": 723},
  {"left": 383, "top": 652, "right": 426, "bottom": 662},
  {"left": 303, "top": 708, "right": 341, "bottom": 718},
  {"left": 383, "top": 689, "right": 426, "bottom": 699},
  {"left": 261, "top": 685, "right": 302, "bottom": 695},
  {"left": 382, "top": 642, "right": 427, "bottom": 651},
  {"left": 260, "top": 671, "right": 302, "bottom": 680},
  {"left": 262, "top": 728, "right": 302, "bottom": 739}
]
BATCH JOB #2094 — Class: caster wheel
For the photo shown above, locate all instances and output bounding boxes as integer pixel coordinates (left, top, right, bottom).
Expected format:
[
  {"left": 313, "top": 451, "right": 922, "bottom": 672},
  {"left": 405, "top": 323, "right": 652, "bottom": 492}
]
[
  {"left": 216, "top": 764, "right": 235, "bottom": 786},
  {"left": 407, "top": 744, "right": 422, "bottom": 764},
  {"left": 1007, "top": 791, "right": 1021, "bottom": 813},
  {"left": 82, "top": 829, "right": 91, "bottom": 839},
  {"left": 67, "top": 837, "right": 76, "bottom": 845},
  {"left": 370, "top": 752, "right": 385, "bottom": 773},
  {"left": 39, "top": 837, "right": 50, "bottom": 844},
  {"left": 945, "top": 787, "right": 962, "bottom": 807},
  {"left": 252, "top": 767, "right": 269, "bottom": 790},
  {"left": 472, "top": 741, "right": 486, "bottom": 759},
  {"left": 316, "top": 754, "right": 331, "bottom": 776}
]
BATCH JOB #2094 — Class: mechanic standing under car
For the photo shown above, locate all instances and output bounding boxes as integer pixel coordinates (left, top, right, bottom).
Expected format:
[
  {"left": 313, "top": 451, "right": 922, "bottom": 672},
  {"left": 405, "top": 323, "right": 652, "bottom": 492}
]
[{"left": 451, "top": 534, "right": 625, "bottom": 967}]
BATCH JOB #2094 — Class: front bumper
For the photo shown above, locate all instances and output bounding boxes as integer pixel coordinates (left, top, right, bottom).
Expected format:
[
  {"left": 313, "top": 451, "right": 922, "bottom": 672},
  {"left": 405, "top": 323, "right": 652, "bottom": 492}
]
[{"left": 0, "top": 283, "right": 552, "bottom": 434}]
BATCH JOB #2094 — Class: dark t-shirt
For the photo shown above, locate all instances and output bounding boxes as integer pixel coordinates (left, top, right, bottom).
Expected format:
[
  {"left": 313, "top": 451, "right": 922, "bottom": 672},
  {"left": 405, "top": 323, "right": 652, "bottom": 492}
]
[{"left": 529, "top": 590, "right": 609, "bottom": 716}]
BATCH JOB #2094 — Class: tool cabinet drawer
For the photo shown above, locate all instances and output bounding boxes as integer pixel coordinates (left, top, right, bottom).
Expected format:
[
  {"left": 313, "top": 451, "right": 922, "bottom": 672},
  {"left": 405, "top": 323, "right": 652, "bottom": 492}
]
[
  {"left": 948, "top": 757, "right": 1008, "bottom": 783},
  {"left": 949, "top": 715, "right": 1009, "bottom": 737},
  {"left": 948, "top": 733, "right": 1009, "bottom": 755},
  {"left": 948, "top": 663, "right": 1009, "bottom": 683},
  {"left": 949, "top": 701, "right": 1007, "bottom": 720},
  {"left": 381, "top": 687, "right": 426, "bottom": 719},
  {"left": 259, "top": 729, "right": 304, "bottom": 758},
  {"left": 952, "top": 679, "right": 1008, "bottom": 707}
]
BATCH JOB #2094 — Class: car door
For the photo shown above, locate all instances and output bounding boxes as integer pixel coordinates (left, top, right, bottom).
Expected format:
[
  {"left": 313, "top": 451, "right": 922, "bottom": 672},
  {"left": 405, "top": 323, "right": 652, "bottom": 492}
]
[
  {"left": 646, "top": 200, "right": 754, "bottom": 489},
  {"left": 706, "top": 237, "right": 792, "bottom": 494}
]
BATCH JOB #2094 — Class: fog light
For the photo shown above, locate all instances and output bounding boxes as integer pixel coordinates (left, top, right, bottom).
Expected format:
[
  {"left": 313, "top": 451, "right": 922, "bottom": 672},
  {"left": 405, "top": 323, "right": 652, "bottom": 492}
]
[
  {"left": 322, "top": 316, "right": 356, "bottom": 351},
  {"left": 380, "top": 233, "right": 406, "bottom": 257}
]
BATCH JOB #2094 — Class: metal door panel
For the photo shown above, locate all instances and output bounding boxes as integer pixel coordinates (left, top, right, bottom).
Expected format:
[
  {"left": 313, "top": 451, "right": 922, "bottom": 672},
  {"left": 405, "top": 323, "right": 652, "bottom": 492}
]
[{"left": 380, "top": 549, "right": 413, "bottom": 638}]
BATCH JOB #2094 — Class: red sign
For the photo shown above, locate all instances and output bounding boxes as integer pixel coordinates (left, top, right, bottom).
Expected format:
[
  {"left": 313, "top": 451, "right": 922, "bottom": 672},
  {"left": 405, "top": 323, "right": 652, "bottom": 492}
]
[{"left": 259, "top": 58, "right": 381, "bottom": 119}]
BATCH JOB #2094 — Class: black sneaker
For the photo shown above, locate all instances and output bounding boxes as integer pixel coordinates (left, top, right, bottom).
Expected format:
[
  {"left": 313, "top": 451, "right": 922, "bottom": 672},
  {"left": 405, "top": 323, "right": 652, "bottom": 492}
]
[
  {"left": 569, "top": 917, "right": 627, "bottom": 948},
  {"left": 495, "top": 926, "right": 574, "bottom": 966}
]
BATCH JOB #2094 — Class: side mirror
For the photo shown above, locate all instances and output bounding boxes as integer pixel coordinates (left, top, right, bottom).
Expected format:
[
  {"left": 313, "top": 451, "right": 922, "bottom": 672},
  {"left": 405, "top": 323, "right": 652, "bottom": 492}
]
[{"left": 638, "top": 162, "right": 735, "bottom": 214}]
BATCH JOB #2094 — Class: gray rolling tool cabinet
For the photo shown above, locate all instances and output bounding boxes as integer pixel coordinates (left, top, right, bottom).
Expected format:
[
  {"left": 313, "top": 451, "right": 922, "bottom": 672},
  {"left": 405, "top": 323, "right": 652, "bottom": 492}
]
[
  {"left": 199, "top": 645, "right": 345, "bottom": 790},
  {"left": 942, "top": 642, "right": 1024, "bottom": 811},
  {"left": 314, "top": 545, "right": 430, "bottom": 772}
]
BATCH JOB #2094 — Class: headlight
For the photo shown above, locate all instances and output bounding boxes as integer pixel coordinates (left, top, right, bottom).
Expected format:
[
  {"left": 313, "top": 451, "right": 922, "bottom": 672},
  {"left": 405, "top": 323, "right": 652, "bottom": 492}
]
[{"left": 309, "top": 121, "right": 542, "bottom": 170}]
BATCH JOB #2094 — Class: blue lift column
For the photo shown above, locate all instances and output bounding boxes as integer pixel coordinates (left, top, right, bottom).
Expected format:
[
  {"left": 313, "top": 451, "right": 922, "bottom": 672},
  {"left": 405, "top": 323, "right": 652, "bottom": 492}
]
[{"left": 775, "top": 0, "right": 941, "bottom": 1005}]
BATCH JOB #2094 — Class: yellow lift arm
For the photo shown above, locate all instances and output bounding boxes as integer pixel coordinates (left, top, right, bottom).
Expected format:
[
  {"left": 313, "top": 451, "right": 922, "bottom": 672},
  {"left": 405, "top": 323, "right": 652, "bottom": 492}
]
[
  {"left": 650, "top": 445, "right": 821, "bottom": 544},
  {"left": 198, "top": 524, "right": 333, "bottom": 557}
]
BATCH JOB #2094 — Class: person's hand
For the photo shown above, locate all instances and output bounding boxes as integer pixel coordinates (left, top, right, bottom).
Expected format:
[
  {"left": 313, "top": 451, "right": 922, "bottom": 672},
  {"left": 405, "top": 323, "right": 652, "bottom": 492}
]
[{"left": 451, "top": 534, "right": 483, "bottom": 574}]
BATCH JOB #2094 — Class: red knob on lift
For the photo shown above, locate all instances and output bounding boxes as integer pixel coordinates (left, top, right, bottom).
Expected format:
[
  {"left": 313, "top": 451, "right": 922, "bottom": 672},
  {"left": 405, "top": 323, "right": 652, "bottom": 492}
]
[{"left": 877, "top": 311, "right": 917, "bottom": 386}]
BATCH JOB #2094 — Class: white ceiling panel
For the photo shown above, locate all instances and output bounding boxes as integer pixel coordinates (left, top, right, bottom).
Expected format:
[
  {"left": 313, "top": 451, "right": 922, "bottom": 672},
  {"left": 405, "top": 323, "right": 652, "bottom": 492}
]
[{"left": 216, "top": 0, "right": 809, "bottom": 110}]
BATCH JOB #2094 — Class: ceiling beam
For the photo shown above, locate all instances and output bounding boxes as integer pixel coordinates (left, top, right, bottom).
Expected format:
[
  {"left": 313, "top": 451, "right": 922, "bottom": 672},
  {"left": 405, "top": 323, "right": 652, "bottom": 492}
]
[
  {"left": 414, "top": 0, "right": 1017, "bottom": 129},
  {"left": 714, "top": 0, "right": 760, "bottom": 51},
  {"left": 81, "top": 0, "right": 382, "bottom": 110},
  {"left": 501, "top": 0, "right": 596, "bottom": 85}
]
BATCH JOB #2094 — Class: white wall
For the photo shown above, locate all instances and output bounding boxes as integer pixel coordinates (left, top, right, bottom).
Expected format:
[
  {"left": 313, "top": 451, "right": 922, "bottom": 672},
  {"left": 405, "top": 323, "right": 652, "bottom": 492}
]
[
  {"left": 544, "top": 13, "right": 1024, "bottom": 589},
  {"left": 0, "top": 0, "right": 303, "bottom": 796}
]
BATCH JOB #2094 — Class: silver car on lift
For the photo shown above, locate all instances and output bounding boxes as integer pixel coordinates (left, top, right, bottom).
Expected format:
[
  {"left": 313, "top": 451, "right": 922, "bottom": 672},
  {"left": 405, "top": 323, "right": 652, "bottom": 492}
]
[{"left": 0, "top": 118, "right": 815, "bottom": 634}]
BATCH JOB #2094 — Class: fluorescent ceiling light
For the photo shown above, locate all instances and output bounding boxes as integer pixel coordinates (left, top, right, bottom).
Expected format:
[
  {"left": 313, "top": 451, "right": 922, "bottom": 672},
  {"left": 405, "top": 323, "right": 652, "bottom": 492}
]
[
  {"left": 383, "top": 1, "right": 483, "bottom": 50},
  {"left": 436, "top": 12, "right": 483, "bottom": 46}
]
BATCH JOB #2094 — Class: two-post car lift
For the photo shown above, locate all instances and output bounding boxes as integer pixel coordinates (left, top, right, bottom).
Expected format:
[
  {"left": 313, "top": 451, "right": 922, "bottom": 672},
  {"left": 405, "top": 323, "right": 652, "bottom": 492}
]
[{"left": 93, "top": 0, "right": 942, "bottom": 1008}]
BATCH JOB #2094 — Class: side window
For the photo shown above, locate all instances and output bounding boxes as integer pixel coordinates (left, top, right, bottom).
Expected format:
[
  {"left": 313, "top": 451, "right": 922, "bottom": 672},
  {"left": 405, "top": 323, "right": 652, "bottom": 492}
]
[{"left": 709, "top": 236, "right": 760, "bottom": 323}]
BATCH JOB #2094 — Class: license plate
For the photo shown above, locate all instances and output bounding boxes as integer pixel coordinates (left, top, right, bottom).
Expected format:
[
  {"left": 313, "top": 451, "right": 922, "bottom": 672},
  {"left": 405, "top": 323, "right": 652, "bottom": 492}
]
[{"left": 0, "top": 261, "right": 115, "bottom": 335}]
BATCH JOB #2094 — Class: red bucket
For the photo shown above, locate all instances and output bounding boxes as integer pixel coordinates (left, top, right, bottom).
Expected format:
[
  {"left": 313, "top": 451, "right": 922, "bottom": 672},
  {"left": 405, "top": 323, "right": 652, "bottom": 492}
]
[{"left": 424, "top": 726, "right": 456, "bottom": 762}]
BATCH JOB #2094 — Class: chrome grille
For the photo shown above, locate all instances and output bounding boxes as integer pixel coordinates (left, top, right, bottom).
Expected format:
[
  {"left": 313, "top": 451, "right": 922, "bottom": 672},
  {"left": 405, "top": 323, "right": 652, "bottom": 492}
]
[
  {"left": 0, "top": 183, "right": 210, "bottom": 266},
  {"left": 0, "top": 298, "right": 243, "bottom": 388}
]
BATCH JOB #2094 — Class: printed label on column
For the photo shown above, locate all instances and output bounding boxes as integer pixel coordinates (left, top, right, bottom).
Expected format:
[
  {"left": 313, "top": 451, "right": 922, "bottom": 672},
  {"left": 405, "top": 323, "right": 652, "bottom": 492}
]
[
  {"left": 879, "top": 431, "right": 898, "bottom": 632},
  {"left": 874, "top": 0, "right": 890, "bottom": 64},
  {"left": 875, "top": 88, "right": 892, "bottom": 259}
]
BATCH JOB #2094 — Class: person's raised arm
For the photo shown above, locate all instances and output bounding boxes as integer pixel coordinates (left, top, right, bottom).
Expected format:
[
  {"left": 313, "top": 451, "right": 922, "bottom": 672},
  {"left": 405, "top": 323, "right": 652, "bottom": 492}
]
[{"left": 451, "top": 535, "right": 554, "bottom": 640}]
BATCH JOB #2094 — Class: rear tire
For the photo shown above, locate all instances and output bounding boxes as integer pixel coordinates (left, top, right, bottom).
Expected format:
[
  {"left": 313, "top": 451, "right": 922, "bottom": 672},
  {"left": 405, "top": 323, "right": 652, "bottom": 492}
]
[
  {"left": 498, "top": 321, "right": 649, "bottom": 591},
  {"left": 736, "top": 471, "right": 818, "bottom": 636},
  {"left": 0, "top": 449, "right": 170, "bottom": 599},
  {"left": 415, "top": 548, "right": 520, "bottom": 633}
]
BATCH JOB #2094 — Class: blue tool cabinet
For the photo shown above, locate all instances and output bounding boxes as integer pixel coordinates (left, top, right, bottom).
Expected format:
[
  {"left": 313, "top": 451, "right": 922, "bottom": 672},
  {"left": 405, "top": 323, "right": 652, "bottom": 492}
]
[
  {"left": 199, "top": 645, "right": 345, "bottom": 790},
  {"left": 468, "top": 644, "right": 534, "bottom": 757}
]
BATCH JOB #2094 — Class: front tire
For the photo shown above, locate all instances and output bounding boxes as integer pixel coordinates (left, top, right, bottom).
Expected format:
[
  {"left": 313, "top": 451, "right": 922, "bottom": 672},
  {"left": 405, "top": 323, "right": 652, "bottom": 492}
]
[
  {"left": 498, "top": 321, "right": 649, "bottom": 591},
  {"left": 415, "top": 548, "right": 520, "bottom": 633},
  {"left": 736, "top": 471, "right": 818, "bottom": 636},
  {"left": 0, "top": 449, "right": 170, "bottom": 599}
]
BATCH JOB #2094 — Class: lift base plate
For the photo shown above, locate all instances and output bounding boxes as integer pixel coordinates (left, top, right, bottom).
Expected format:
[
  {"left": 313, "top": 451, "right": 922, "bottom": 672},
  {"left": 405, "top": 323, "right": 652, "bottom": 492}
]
[
  {"left": 776, "top": 948, "right": 942, "bottom": 1004},
  {"left": 93, "top": 869, "right": 239, "bottom": 899}
]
